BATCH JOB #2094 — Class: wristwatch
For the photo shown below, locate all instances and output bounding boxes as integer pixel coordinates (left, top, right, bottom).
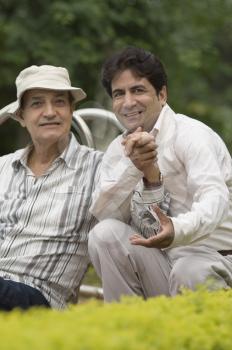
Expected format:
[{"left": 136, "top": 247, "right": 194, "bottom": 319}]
[{"left": 143, "top": 172, "right": 163, "bottom": 188}]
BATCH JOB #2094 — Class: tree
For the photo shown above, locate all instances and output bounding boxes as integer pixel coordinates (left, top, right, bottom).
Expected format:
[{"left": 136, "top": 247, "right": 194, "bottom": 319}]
[{"left": 0, "top": 0, "right": 231, "bottom": 154}]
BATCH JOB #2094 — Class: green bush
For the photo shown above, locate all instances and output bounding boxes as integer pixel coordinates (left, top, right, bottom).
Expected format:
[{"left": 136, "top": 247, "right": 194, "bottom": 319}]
[{"left": 1, "top": 289, "right": 232, "bottom": 349}]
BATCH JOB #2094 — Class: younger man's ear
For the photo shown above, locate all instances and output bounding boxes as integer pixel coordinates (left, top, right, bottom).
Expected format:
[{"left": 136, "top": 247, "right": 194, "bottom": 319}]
[
  {"left": 159, "top": 85, "right": 167, "bottom": 106},
  {"left": 16, "top": 109, "right": 26, "bottom": 127}
]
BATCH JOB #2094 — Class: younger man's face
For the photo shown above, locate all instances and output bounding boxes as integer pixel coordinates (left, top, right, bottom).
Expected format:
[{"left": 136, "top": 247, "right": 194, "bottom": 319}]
[{"left": 111, "top": 69, "right": 167, "bottom": 132}]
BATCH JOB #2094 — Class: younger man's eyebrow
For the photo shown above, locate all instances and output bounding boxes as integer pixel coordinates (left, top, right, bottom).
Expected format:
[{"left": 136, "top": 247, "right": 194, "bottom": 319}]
[
  {"left": 113, "top": 84, "right": 146, "bottom": 93},
  {"left": 131, "top": 84, "right": 146, "bottom": 89},
  {"left": 112, "top": 88, "right": 123, "bottom": 92},
  {"left": 112, "top": 88, "right": 124, "bottom": 95}
]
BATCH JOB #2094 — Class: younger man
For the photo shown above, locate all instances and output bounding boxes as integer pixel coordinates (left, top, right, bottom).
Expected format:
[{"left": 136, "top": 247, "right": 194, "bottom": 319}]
[{"left": 89, "top": 47, "right": 232, "bottom": 302}]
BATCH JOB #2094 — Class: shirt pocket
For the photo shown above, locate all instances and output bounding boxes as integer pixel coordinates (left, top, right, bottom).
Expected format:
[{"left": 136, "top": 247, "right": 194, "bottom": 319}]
[
  {"left": 53, "top": 185, "right": 80, "bottom": 196},
  {"left": 50, "top": 185, "right": 91, "bottom": 214},
  {"left": 42, "top": 186, "right": 92, "bottom": 235}
]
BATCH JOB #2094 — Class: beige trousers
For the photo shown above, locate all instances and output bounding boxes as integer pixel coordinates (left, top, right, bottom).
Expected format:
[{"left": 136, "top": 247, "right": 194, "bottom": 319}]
[{"left": 88, "top": 219, "right": 232, "bottom": 302}]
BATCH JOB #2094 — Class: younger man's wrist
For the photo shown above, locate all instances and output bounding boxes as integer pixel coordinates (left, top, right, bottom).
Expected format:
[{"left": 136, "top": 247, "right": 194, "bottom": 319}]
[{"left": 143, "top": 172, "right": 163, "bottom": 188}]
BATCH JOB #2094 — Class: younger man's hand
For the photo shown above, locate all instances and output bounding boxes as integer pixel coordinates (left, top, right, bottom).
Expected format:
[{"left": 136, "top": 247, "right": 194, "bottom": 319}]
[
  {"left": 122, "top": 128, "right": 158, "bottom": 174},
  {"left": 129, "top": 206, "right": 174, "bottom": 248}
]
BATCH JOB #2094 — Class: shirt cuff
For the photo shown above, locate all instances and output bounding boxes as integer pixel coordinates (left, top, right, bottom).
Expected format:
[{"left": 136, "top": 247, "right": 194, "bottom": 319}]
[
  {"left": 166, "top": 217, "right": 189, "bottom": 249},
  {"left": 141, "top": 185, "right": 164, "bottom": 204}
]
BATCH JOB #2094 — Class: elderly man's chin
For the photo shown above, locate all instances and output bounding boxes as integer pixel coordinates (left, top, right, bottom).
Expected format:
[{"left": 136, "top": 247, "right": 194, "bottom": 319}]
[{"left": 33, "top": 130, "right": 69, "bottom": 147}]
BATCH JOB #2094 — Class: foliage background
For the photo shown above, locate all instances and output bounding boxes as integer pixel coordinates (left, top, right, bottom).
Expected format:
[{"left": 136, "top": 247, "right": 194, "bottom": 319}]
[{"left": 0, "top": 0, "right": 232, "bottom": 154}]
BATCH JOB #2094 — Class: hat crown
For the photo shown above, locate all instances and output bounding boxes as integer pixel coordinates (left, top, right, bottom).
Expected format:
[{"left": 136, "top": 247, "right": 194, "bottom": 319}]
[
  {"left": 0, "top": 64, "right": 86, "bottom": 122},
  {"left": 15, "top": 65, "right": 72, "bottom": 98}
]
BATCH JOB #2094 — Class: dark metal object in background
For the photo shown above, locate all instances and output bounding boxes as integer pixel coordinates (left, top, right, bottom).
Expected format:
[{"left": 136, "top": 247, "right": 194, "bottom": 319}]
[
  {"left": 72, "top": 108, "right": 124, "bottom": 149},
  {"left": 79, "top": 285, "right": 103, "bottom": 301}
]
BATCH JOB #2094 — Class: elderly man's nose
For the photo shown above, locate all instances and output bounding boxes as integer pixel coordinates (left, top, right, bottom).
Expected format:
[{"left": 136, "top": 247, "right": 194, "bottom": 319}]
[{"left": 43, "top": 103, "right": 55, "bottom": 116}]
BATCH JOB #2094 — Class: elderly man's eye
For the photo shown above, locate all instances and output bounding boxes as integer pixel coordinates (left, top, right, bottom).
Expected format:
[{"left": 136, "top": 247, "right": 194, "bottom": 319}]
[
  {"left": 31, "top": 101, "right": 42, "bottom": 107},
  {"left": 55, "top": 98, "right": 67, "bottom": 105}
]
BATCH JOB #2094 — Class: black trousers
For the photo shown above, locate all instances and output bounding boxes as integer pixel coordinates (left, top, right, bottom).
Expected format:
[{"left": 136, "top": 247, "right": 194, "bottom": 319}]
[{"left": 0, "top": 277, "right": 50, "bottom": 311}]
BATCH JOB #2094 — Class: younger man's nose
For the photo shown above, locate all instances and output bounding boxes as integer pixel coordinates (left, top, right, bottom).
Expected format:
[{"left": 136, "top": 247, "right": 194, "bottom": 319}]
[{"left": 122, "top": 92, "right": 137, "bottom": 109}]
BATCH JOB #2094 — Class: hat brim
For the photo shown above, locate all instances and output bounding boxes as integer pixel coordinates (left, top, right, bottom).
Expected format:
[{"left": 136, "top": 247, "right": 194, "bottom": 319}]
[{"left": 0, "top": 86, "right": 86, "bottom": 123}]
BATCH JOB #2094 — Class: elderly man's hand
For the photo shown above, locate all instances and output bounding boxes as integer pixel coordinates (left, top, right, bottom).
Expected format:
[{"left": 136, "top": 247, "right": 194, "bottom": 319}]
[
  {"left": 121, "top": 127, "right": 159, "bottom": 179},
  {"left": 129, "top": 206, "right": 175, "bottom": 249}
]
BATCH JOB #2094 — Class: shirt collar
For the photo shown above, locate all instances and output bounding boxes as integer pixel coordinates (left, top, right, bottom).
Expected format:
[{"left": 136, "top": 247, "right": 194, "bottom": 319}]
[
  {"left": 122, "top": 103, "right": 171, "bottom": 140},
  {"left": 12, "top": 144, "right": 33, "bottom": 170},
  {"left": 59, "top": 133, "right": 81, "bottom": 170},
  {"left": 12, "top": 133, "right": 81, "bottom": 171},
  {"left": 151, "top": 103, "right": 169, "bottom": 135},
  {"left": 151, "top": 104, "right": 176, "bottom": 146}
]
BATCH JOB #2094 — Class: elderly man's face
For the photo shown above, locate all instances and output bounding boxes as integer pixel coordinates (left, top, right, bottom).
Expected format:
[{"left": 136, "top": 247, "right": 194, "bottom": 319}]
[
  {"left": 18, "top": 89, "right": 73, "bottom": 147},
  {"left": 111, "top": 69, "right": 167, "bottom": 132}
]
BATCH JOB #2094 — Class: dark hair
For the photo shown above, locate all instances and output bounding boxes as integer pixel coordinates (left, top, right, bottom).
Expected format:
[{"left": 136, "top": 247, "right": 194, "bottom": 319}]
[{"left": 101, "top": 46, "right": 168, "bottom": 97}]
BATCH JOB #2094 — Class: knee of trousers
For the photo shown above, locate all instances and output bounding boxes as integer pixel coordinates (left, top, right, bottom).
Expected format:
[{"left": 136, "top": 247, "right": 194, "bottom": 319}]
[
  {"left": 169, "top": 257, "right": 211, "bottom": 293},
  {"left": 88, "top": 218, "right": 131, "bottom": 251}
]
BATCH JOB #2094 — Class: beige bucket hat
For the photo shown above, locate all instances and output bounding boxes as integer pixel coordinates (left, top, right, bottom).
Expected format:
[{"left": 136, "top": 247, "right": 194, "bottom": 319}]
[{"left": 0, "top": 65, "right": 86, "bottom": 121}]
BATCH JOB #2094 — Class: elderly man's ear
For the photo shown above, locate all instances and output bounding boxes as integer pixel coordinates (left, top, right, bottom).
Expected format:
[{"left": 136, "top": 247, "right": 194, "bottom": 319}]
[
  {"left": 16, "top": 109, "right": 26, "bottom": 127},
  {"left": 71, "top": 99, "right": 76, "bottom": 113}
]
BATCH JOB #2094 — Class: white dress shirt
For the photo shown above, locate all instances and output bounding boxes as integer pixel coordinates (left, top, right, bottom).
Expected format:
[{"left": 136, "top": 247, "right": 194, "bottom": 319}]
[
  {"left": 153, "top": 104, "right": 232, "bottom": 252},
  {"left": 90, "top": 128, "right": 169, "bottom": 237},
  {"left": 91, "top": 104, "right": 232, "bottom": 251}
]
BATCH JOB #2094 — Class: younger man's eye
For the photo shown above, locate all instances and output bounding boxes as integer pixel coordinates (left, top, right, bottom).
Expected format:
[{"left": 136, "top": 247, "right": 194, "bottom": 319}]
[
  {"left": 112, "top": 91, "right": 123, "bottom": 99},
  {"left": 134, "top": 87, "right": 145, "bottom": 94}
]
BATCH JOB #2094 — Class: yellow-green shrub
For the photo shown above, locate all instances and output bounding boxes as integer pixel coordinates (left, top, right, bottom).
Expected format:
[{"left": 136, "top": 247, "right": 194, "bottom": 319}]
[{"left": 1, "top": 289, "right": 232, "bottom": 350}]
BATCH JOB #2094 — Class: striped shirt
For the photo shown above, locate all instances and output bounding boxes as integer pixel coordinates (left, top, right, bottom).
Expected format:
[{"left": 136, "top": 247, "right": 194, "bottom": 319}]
[{"left": 0, "top": 133, "right": 102, "bottom": 308}]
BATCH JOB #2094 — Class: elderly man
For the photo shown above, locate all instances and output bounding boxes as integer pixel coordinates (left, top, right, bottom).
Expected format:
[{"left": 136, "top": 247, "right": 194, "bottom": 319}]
[
  {"left": 88, "top": 46, "right": 232, "bottom": 302},
  {"left": 0, "top": 65, "right": 102, "bottom": 310}
]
